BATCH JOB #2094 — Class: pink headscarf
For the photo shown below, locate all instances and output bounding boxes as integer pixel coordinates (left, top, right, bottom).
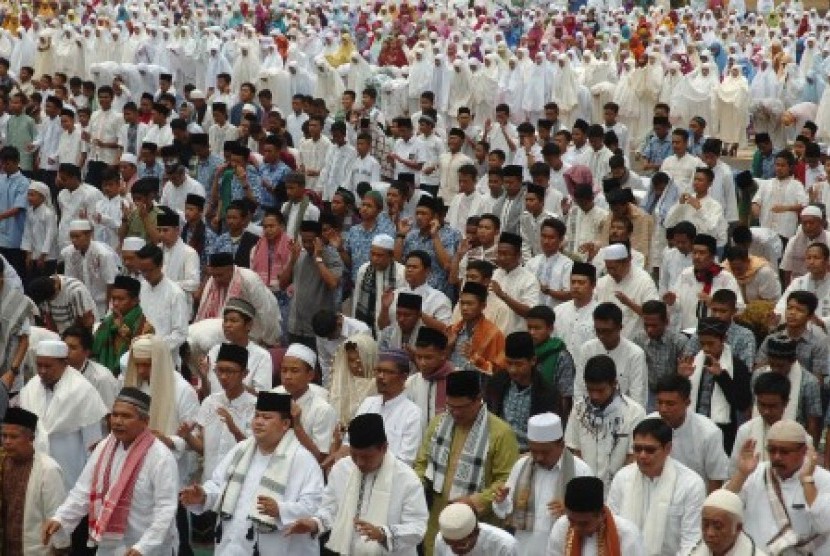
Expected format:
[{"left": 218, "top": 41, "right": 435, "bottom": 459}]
[{"left": 563, "top": 164, "right": 595, "bottom": 195}]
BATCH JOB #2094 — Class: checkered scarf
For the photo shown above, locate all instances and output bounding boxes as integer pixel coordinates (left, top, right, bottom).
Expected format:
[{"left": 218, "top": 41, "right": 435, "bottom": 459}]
[{"left": 428, "top": 404, "right": 490, "bottom": 500}]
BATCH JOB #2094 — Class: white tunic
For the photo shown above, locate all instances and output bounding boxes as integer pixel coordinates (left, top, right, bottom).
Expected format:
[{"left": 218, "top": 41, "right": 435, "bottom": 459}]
[
  {"left": 578, "top": 338, "right": 648, "bottom": 407},
  {"left": 352, "top": 261, "right": 407, "bottom": 329},
  {"left": 298, "top": 135, "right": 333, "bottom": 193},
  {"left": 272, "top": 385, "right": 337, "bottom": 454},
  {"left": 547, "top": 513, "right": 645, "bottom": 556},
  {"left": 668, "top": 266, "right": 745, "bottom": 332},
  {"left": 196, "top": 390, "right": 256, "bottom": 481},
  {"left": 139, "top": 275, "right": 189, "bottom": 359},
  {"left": 526, "top": 252, "right": 574, "bottom": 309},
  {"left": 388, "top": 283, "right": 453, "bottom": 326},
  {"left": 159, "top": 176, "right": 207, "bottom": 215},
  {"left": 434, "top": 522, "right": 518, "bottom": 556},
  {"left": 56, "top": 183, "right": 105, "bottom": 249},
  {"left": 554, "top": 300, "right": 598, "bottom": 368},
  {"left": 318, "top": 142, "right": 358, "bottom": 201},
  {"left": 493, "top": 454, "right": 593, "bottom": 550},
  {"left": 197, "top": 440, "right": 323, "bottom": 556},
  {"left": 595, "top": 266, "right": 659, "bottom": 338},
  {"left": 206, "top": 340, "right": 273, "bottom": 394},
  {"left": 492, "top": 265, "right": 542, "bottom": 334},
  {"left": 78, "top": 359, "right": 120, "bottom": 409},
  {"left": 647, "top": 409, "right": 729, "bottom": 483},
  {"left": 61, "top": 240, "right": 119, "bottom": 317},
  {"left": 162, "top": 238, "right": 201, "bottom": 312},
  {"left": 405, "top": 372, "right": 446, "bottom": 434},
  {"left": 664, "top": 196, "right": 729, "bottom": 247},
  {"left": 352, "top": 393, "right": 423, "bottom": 466},
  {"left": 607, "top": 458, "right": 706, "bottom": 556},
  {"left": 658, "top": 248, "right": 693, "bottom": 294},
  {"left": 752, "top": 178, "right": 809, "bottom": 239},
  {"left": 659, "top": 153, "right": 703, "bottom": 194},
  {"left": 316, "top": 455, "right": 429, "bottom": 555},
  {"left": 53, "top": 436, "right": 179, "bottom": 555},
  {"left": 739, "top": 463, "right": 830, "bottom": 555}
]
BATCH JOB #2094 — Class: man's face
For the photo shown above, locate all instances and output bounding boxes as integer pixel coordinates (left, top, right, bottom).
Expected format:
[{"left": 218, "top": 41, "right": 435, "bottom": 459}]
[
  {"left": 445, "top": 395, "right": 481, "bottom": 428},
  {"left": 404, "top": 257, "right": 428, "bottom": 286},
  {"left": 593, "top": 318, "right": 620, "bottom": 349},
  {"left": 692, "top": 244, "right": 714, "bottom": 270},
  {"left": 395, "top": 306, "right": 420, "bottom": 332},
  {"left": 633, "top": 433, "right": 670, "bottom": 477},
  {"left": 157, "top": 225, "right": 179, "bottom": 247},
  {"left": 63, "top": 334, "right": 88, "bottom": 369},
  {"left": 767, "top": 440, "right": 807, "bottom": 479},
  {"left": 569, "top": 274, "right": 593, "bottom": 300},
  {"left": 279, "top": 356, "right": 313, "bottom": 395},
  {"left": 375, "top": 360, "right": 406, "bottom": 396},
  {"left": 350, "top": 444, "right": 387, "bottom": 474},
  {"left": 1, "top": 424, "right": 33, "bottom": 460},
  {"left": 756, "top": 393, "right": 786, "bottom": 426},
  {"left": 442, "top": 527, "right": 480, "bottom": 555},
  {"left": 35, "top": 356, "right": 65, "bottom": 388},
  {"left": 414, "top": 207, "right": 433, "bottom": 231},
  {"left": 604, "top": 259, "right": 629, "bottom": 282},
  {"left": 656, "top": 391, "right": 689, "bottom": 428},
  {"left": 586, "top": 380, "right": 615, "bottom": 407},
  {"left": 496, "top": 243, "right": 520, "bottom": 270},
  {"left": 524, "top": 193, "right": 543, "bottom": 215},
  {"left": 571, "top": 128, "right": 585, "bottom": 145},
  {"left": 701, "top": 507, "right": 741, "bottom": 555},
  {"left": 251, "top": 410, "right": 291, "bottom": 445},
  {"left": 414, "top": 344, "right": 444, "bottom": 375},
  {"left": 215, "top": 360, "right": 247, "bottom": 392},
  {"left": 222, "top": 310, "right": 251, "bottom": 341},
  {"left": 671, "top": 134, "right": 687, "bottom": 156},
  {"left": 608, "top": 220, "right": 629, "bottom": 242},
  {"left": 785, "top": 299, "right": 811, "bottom": 329},
  {"left": 458, "top": 293, "right": 484, "bottom": 321},
  {"left": 69, "top": 230, "right": 92, "bottom": 252},
  {"left": 565, "top": 510, "right": 603, "bottom": 537},
  {"left": 528, "top": 439, "right": 564, "bottom": 469},
  {"left": 806, "top": 247, "right": 828, "bottom": 276},
  {"left": 708, "top": 301, "right": 736, "bottom": 323},
  {"left": 774, "top": 157, "right": 791, "bottom": 179},
  {"left": 110, "top": 401, "right": 148, "bottom": 444},
  {"left": 642, "top": 312, "right": 667, "bottom": 340},
  {"left": 504, "top": 355, "right": 534, "bottom": 385},
  {"left": 539, "top": 226, "right": 561, "bottom": 255},
  {"left": 801, "top": 216, "right": 823, "bottom": 238},
  {"left": 208, "top": 264, "right": 234, "bottom": 287}
]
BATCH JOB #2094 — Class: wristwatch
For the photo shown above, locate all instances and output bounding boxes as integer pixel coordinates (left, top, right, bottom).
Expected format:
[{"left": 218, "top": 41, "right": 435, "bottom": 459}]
[
  {"left": 315, "top": 257, "right": 324, "bottom": 263},
  {"left": 801, "top": 476, "right": 815, "bottom": 484}
]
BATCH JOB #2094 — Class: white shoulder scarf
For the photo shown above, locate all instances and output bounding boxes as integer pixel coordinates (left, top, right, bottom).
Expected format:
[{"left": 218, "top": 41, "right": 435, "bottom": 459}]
[
  {"left": 751, "top": 365, "right": 802, "bottom": 422},
  {"left": 689, "top": 531, "right": 759, "bottom": 555},
  {"left": 327, "top": 451, "right": 396, "bottom": 555},
  {"left": 689, "top": 344, "right": 734, "bottom": 424},
  {"left": 19, "top": 367, "right": 108, "bottom": 455},
  {"left": 620, "top": 457, "right": 678, "bottom": 556}
]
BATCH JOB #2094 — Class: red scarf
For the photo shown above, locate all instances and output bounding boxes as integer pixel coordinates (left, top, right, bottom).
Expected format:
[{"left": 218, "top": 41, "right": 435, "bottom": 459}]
[
  {"left": 422, "top": 360, "right": 454, "bottom": 414},
  {"left": 694, "top": 263, "right": 723, "bottom": 295},
  {"left": 88, "top": 429, "right": 155, "bottom": 544},
  {"left": 566, "top": 507, "right": 622, "bottom": 556},
  {"left": 250, "top": 233, "right": 290, "bottom": 288}
]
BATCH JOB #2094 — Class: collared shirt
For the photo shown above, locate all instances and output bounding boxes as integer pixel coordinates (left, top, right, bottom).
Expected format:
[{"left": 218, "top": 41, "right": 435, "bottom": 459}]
[
  {"left": 649, "top": 409, "right": 730, "bottom": 483},
  {"left": 554, "top": 300, "right": 597, "bottom": 367},
  {"left": 137, "top": 160, "right": 165, "bottom": 180},
  {"left": 60, "top": 241, "right": 119, "bottom": 317},
  {"left": 139, "top": 276, "right": 189, "bottom": 357},
  {"left": 352, "top": 393, "right": 422, "bottom": 465},
  {"left": 298, "top": 135, "right": 333, "bottom": 193},
  {"left": 287, "top": 247, "right": 344, "bottom": 337},
  {"left": 348, "top": 154, "right": 381, "bottom": 191},
  {"left": 752, "top": 177, "right": 809, "bottom": 239},
  {"left": 757, "top": 327, "right": 829, "bottom": 380},
  {"left": 632, "top": 329, "right": 688, "bottom": 392},
  {"left": 642, "top": 134, "right": 672, "bottom": 165},
  {"left": 579, "top": 338, "right": 648, "bottom": 407},
  {"left": 160, "top": 176, "right": 206, "bottom": 215},
  {"left": 492, "top": 264, "right": 542, "bottom": 334},
  {"left": 192, "top": 153, "right": 223, "bottom": 192},
  {"left": 776, "top": 272, "right": 830, "bottom": 319},
  {"left": 258, "top": 160, "right": 290, "bottom": 209},
  {"left": 660, "top": 153, "right": 703, "bottom": 194},
  {"left": 684, "top": 323, "right": 758, "bottom": 370},
  {"left": 196, "top": 391, "right": 256, "bottom": 481},
  {"left": 668, "top": 266, "right": 745, "bottom": 332},
  {"left": 595, "top": 266, "right": 659, "bottom": 338},
  {"left": 526, "top": 252, "right": 573, "bottom": 309},
  {"left": 503, "top": 381, "right": 533, "bottom": 451},
  {"left": 21, "top": 202, "right": 58, "bottom": 260},
  {"left": 659, "top": 248, "right": 693, "bottom": 294},
  {"left": 402, "top": 225, "right": 461, "bottom": 296},
  {"left": 206, "top": 341, "right": 273, "bottom": 395},
  {"left": 208, "top": 122, "right": 239, "bottom": 156},
  {"left": 780, "top": 228, "right": 830, "bottom": 279},
  {"left": 389, "top": 283, "right": 453, "bottom": 326},
  {"left": 0, "top": 170, "right": 28, "bottom": 248},
  {"left": 344, "top": 215, "right": 396, "bottom": 282},
  {"left": 88, "top": 108, "right": 124, "bottom": 164},
  {"left": 273, "top": 385, "right": 337, "bottom": 453}
]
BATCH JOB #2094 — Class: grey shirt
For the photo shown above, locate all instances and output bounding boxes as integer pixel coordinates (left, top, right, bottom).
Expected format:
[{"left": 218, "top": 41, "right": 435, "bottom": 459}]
[{"left": 287, "top": 246, "right": 343, "bottom": 337}]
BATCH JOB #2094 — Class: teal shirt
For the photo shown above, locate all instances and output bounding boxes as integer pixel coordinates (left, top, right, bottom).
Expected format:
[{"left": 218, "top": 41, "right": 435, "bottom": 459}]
[{"left": 6, "top": 114, "right": 37, "bottom": 171}]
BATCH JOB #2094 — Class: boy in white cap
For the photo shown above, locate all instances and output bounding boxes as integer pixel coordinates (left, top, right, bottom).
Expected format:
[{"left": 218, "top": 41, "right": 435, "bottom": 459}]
[
  {"left": 593, "top": 241, "right": 658, "bottom": 338},
  {"left": 61, "top": 219, "right": 119, "bottom": 317},
  {"left": 690, "top": 489, "right": 767, "bottom": 555},
  {"left": 120, "top": 236, "right": 145, "bottom": 278},
  {"left": 493, "top": 412, "right": 593, "bottom": 551},
  {"left": 727, "top": 419, "right": 830, "bottom": 554},
  {"left": 434, "top": 502, "right": 517, "bottom": 555},
  {"left": 273, "top": 343, "right": 337, "bottom": 463},
  {"left": 780, "top": 205, "right": 828, "bottom": 282},
  {"left": 18, "top": 339, "right": 107, "bottom": 491},
  {"left": 21, "top": 180, "right": 59, "bottom": 278}
]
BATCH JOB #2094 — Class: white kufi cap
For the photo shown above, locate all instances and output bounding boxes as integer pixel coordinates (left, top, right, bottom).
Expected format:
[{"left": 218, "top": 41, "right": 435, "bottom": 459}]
[
  {"left": 122, "top": 237, "right": 145, "bottom": 251},
  {"left": 371, "top": 234, "right": 394, "bottom": 251},
  {"left": 438, "top": 503, "right": 477, "bottom": 541},
  {"left": 285, "top": 343, "right": 317, "bottom": 368},
  {"left": 36, "top": 340, "right": 69, "bottom": 358},
  {"left": 527, "top": 412, "right": 563, "bottom": 442},
  {"left": 69, "top": 220, "right": 92, "bottom": 232},
  {"left": 703, "top": 489, "right": 743, "bottom": 520},
  {"left": 602, "top": 243, "right": 629, "bottom": 260},
  {"left": 801, "top": 205, "right": 823, "bottom": 218},
  {"left": 767, "top": 419, "right": 807, "bottom": 443}
]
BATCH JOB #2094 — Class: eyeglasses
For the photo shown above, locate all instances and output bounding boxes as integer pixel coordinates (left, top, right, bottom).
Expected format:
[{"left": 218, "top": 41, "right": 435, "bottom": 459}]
[{"left": 632, "top": 444, "right": 660, "bottom": 454}]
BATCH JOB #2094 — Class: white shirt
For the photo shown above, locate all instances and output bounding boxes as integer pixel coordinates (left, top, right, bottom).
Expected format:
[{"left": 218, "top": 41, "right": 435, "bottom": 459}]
[
  {"left": 438, "top": 151, "right": 474, "bottom": 200},
  {"left": 195, "top": 391, "right": 256, "bottom": 481},
  {"left": 21, "top": 203, "right": 59, "bottom": 260},
  {"left": 140, "top": 276, "right": 189, "bottom": 359},
  {"left": 87, "top": 108, "right": 123, "bottom": 164},
  {"left": 519, "top": 210, "right": 559, "bottom": 262},
  {"left": 142, "top": 123, "right": 173, "bottom": 148},
  {"left": 566, "top": 205, "right": 609, "bottom": 261},
  {"left": 393, "top": 136, "right": 426, "bottom": 183},
  {"left": 208, "top": 122, "right": 238, "bottom": 156},
  {"left": 739, "top": 463, "right": 830, "bottom": 555},
  {"left": 272, "top": 386, "right": 337, "bottom": 454},
  {"left": 578, "top": 338, "right": 648, "bottom": 407},
  {"left": 526, "top": 252, "right": 573, "bottom": 308},
  {"left": 665, "top": 196, "right": 729, "bottom": 247},
  {"left": 56, "top": 126, "right": 86, "bottom": 166},
  {"left": 647, "top": 409, "right": 729, "bottom": 483},
  {"left": 298, "top": 135, "right": 333, "bottom": 193},
  {"left": 668, "top": 266, "right": 745, "bottom": 331},
  {"left": 547, "top": 514, "right": 645, "bottom": 556},
  {"left": 35, "top": 115, "right": 62, "bottom": 171},
  {"left": 595, "top": 266, "right": 659, "bottom": 338},
  {"left": 565, "top": 395, "right": 646, "bottom": 490},
  {"left": 349, "top": 154, "right": 381, "bottom": 191},
  {"left": 586, "top": 146, "right": 614, "bottom": 189},
  {"left": 286, "top": 111, "right": 309, "bottom": 148},
  {"left": 405, "top": 371, "right": 449, "bottom": 433},
  {"left": 554, "top": 300, "right": 597, "bottom": 368},
  {"left": 445, "top": 190, "right": 486, "bottom": 233},
  {"left": 60, "top": 241, "right": 119, "bottom": 317},
  {"left": 493, "top": 454, "right": 593, "bottom": 546},
  {"left": 93, "top": 195, "right": 125, "bottom": 250},
  {"left": 660, "top": 153, "right": 703, "bottom": 194},
  {"left": 389, "top": 283, "right": 453, "bottom": 325},
  {"left": 352, "top": 393, "right": 422, "bottom": 466},
  {"left": 160, "top": 176, "right": 206, "bottom": 215},
  {"left": 117, "top": 121, "right": 149, "bottom": 156},
  {"left": 418, "top": 133, "right": 444, "bottom": 187},
  {"left": 206, "top": 341, "right": 273, "bottom": 394},
  {"left": 57, "top": 184, "right": 105, "bottom": 249},
  {"left": 607, "top": 458, "right": 706, "bottom": 556},
  {"left": 316, "top": 455, "right": 429, "bottom": 556},
  {"left": 776, "top": 272, "right": 830, "bottom": 319},
  {"left": 162, "top": 238, "right": 200, "bottom": 301},
  {"left": 78, "top": 359, "right": 119, "bottom": 409},
  {"left": 53, "top": 436, "right": 179, "bottom": 555},
  {"left": 486, "top": 123, "right": 519, "bottom": 163},
  {"left": 318, "top": 142, "right": 358, "bottom": 201},
  {"left": 659, "top": 248, "right": 693, "bottom": 294},
  {"left": 435, "top": 522, "right": 518, "bottom": 556},
  {"left": 197, "top": 440, "right": 323, "bottom": 556},
  {"left": 710, "top": 160, "right": 740, "bottom": 223},
  {"left": 492, "top": 265, "right": 542, "bottom": 334},
  {"left": 752, "top": 177, "right": 809, "bottom": 238}
]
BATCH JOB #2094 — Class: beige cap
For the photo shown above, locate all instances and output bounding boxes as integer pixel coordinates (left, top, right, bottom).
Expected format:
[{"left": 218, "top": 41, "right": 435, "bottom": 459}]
[
  {"left": 439, "top": 503, "right": 477, "bottom": 541},
  {"left": 767, "top": 419, "right": 807, "bottom": 443}
]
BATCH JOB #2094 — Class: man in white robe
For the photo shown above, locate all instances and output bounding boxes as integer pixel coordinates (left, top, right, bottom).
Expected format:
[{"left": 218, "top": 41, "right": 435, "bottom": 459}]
[
  {"left": 493, "top": 413, "right": 593, "bottom": 551},
  {"left": 0, "top": 407, "right": 70, "bottom": 555},
  {"left": 659, "top": 129, "right": 703, "bottom": 194},
  {"left": 663, "top": 168, "right": 729, "bottom": 249},
  {"left": 607, "top": 417, "right": 706, "bottom": 556},
  {"left": 287, "top": 413, "right": 429, "bottom": 555},
  {"left": 751, "top": 151, "right": 809, "bottom": 242},
  {"left": 434, "top": 502, "right": 518, "bottom": 555},
  {"left": 593, "top": 243, "right": 658, "bottom": 339},
  {"left": 491, "top": 231, "right": 541, "bottom": 334},
  {"left": 547, "top": 477, "right": 645, "bottom": 555},
  {"left": 689, "top": 489, "right": 767, "bottom": 556},
  {"left": 565, "top": 184, "right": 608, "bottom": 263},
  {"left": 19, "top": 339, "right": 106, "bottom": 492},
  {"left": 157, "top": 211, "right": 200, "bottom": 313},
  {"left": 61, "top": 219, "right": 119, "bottom": 318},
  {"left": 726, "top": 420, "right": 830, "bottom": 555},
  {"left": 181, "top": 391, "right": 323, "bottom": 556},
  {"left": 44, "top": 387, "right": 180, "bottom": 555}
]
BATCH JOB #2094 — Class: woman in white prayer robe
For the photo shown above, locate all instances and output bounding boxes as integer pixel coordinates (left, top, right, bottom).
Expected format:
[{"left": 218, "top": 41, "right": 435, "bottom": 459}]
[
  {"left": 713, "top": 67, "right": 750, "bottom": 149},
  {"left": 501, "top": 57, "right": 524, "bottom": 122},
  {"left": 409, "top": 47, "right": 433, "bottom": 114},
  {"left": 182, "top": 391, "right": 324, "bottom": 556},
  {"left": 671, "top": 63, "right": 718, "bottom": 133},
  {"left": 448, "top": 59, "right": 474, "bottom": 123},
  {"left": 313, "top": 57, "right": 345, "bottom": 115},
  {"left": 750, "top": 60, "right": 786, "bottom": 147},
  {"left": 551, "top": 54, "right": 580, "bottom": 129},
  {"left": 53, "top": 26, "right": 83, "bottom": 78},
  {"left": 613, "top": 59, "right": 640, "bottom": 147},
  {"left": 9, "top": 27, "right": 34, "bottom": 75},
  {"left": 473, "top": 54, "right": 500, "bottom": 127},
  {"left": 204, "top": 45, "right": 233, "bottom": 93},
  {"left": 659, "top": 61, "right": 682, "bottom": 105},
  {"left": 33, "top": 31, "right": 54, "bottom": 77},
  {"left": 231, "top": 33, "right": 261, "bottom": 92},
  {"left": 348, "top": 51, "right": 374, "bottom": 98}
]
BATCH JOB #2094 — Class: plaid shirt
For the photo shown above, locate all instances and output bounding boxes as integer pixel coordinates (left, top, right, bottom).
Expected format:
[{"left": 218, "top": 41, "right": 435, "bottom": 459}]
[
  {"left": 633, "top": 329, "right": 689, "bottom": 391},
  {"left": 402, "top": 224, "right": 461, "bottom": 297},
  {"left": 503, "top": 382, "right": 532, "bottom": 452},
  {"left": 756, "top": 327, "right": 829, "bottom": 381}
]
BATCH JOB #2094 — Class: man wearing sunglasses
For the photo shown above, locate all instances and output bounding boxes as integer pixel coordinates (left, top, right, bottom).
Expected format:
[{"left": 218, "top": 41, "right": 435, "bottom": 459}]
[
  {"left": 607, "top": 417, "right": 706, "bottom": 556},
  {"left": 726, "top": 419, "right": 830, "bottom": 555}
]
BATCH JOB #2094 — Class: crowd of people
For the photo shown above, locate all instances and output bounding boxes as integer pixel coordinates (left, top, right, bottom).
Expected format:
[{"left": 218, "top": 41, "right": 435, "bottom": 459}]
[{"left": 3, "top": 0, "right": 830, "bottom": 555}]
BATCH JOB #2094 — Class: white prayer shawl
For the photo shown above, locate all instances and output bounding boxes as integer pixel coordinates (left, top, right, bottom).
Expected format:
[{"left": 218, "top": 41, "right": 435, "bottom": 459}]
[
  {"left": 752, "top": 365, "right": 802, "bottom": 422},
  {"left": 620, "top": 458, "right": 679, "bottom": 555},
  {"left": 713, "top": 74, "right": 750, "bottom": 145},
  {"left": 328, "top": 451, "right": 396, "bottom": 555},
  {"left": 689, "top": 532, "right": 763, "bottom": 555},
  {"left": 19, "top": 366, "right": 108, "bottom": 456},
  {"left": 689, "top": 344, "right": 735, "bottom": 425}
]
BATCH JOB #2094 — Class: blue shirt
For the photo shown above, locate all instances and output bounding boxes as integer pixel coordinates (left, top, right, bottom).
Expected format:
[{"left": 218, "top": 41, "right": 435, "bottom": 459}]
[
  {"left": 258, "top": 160, "right": 290, "bottom": 209},
  {"left": 343, "top": 214, "right": 396, "bottom": 281},
  {"left": 760, "top": 153, "right": 776, "bottom": 179},
  {"left": 192, "top": 154, "right": 223, "bottom": 192},
  {"left": 402, "top": 224, "right": 461, "bottom": 296},
  {"left": 688, "top": 133, "right": 707, "bottom": 157},
  {"left": 643, "top": 134, "right": 673, "bottom": 165},
  {"left": 138, "top": 160, "right": 165, "bottom": 180},
  {"left": 0, "top": 171, "right": 28, "bottom": 248},
  {"left": 229, "top": 165, "right": 264, "bottom": 207}
]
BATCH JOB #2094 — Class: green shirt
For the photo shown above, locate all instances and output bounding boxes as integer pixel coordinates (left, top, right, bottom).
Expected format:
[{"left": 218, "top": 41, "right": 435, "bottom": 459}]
[{"left": 6, "top": 114, "right": 36, "bottom": 171}]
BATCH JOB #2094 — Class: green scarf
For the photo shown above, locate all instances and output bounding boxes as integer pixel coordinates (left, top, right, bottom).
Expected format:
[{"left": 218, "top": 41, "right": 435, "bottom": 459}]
[
  {"left": 92, "top": 305, "right": 149, "bottom": 375},
  {"left": 535, "top": 337, "right": 565, "bottom": 387},
  {"left": 219, "top": 168, "right": 235, "bottom": 220}
]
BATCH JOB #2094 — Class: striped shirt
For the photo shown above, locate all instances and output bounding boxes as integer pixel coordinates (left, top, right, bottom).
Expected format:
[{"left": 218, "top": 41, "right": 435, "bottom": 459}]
[{"left": 38, "top": 276, "right": 96, "bottom": 333}]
